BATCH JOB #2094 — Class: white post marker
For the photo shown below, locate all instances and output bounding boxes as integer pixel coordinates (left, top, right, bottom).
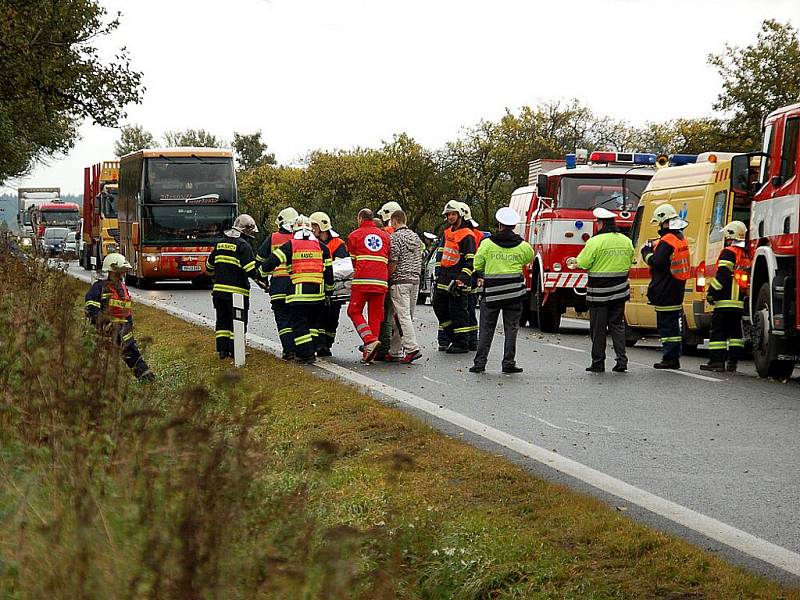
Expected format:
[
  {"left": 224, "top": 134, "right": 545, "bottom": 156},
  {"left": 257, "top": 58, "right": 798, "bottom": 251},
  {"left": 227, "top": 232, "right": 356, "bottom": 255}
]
[{"left": 232, "top": 293, "right": 246, "bottom": 367}]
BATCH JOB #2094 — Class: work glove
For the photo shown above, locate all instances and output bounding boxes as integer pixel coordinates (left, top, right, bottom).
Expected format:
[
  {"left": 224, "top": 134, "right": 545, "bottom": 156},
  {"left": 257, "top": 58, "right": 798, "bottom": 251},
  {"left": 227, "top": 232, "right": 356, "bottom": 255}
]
[
  {"left": 706, "top": 292, "right": 716, "bottom": 305},
  {"left": 324, "top": 294, "right": 332, "bottom": 307},
  {"left": 255, "top": 279, "right": 270, "bottom": 293}
]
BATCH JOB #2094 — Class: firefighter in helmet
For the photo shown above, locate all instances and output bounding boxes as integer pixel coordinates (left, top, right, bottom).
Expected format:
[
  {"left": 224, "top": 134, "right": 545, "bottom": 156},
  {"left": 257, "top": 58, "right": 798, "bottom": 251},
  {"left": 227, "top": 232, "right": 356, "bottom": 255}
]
[
  {"left": 256, "top": 207, "right": 299, "bottom": 360},
  {"left": 206, "top": 214, "right": 260, "bottom": 360},
  {"left": 84, "top": 253, "right": 155, "bottom": 381},
  {"left": 259, "top": 215, "right": 335, "bottom": 364},
  {"left": 701, "top": 220, "right": 750, "bottom": 372},
  {"left": 641, "top": 203, "right": 690, "bottom": 369},
  {"left": 433, "top": 200, "right": 477, "bottom": 353},
  {"left": 457, "top": 201, "right": 482, "bottom": 350},
  {"left": 310, "top": 211, "right": 349, "bottom": 356}
]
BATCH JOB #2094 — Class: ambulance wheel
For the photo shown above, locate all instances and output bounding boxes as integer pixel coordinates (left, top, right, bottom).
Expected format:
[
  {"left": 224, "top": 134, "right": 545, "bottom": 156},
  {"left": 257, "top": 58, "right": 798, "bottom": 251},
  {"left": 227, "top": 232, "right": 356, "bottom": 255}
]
[
  {"left": 752, "top": 283, "right": 796, "bottom": 379},
  {"left": 681, "top": 315, "right": 701, "bottom": 355}
]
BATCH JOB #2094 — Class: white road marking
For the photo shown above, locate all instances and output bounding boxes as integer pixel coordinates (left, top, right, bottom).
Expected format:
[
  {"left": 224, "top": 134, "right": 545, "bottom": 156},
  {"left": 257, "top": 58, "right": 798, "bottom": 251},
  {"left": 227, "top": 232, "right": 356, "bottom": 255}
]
[
  {"left": 422, "top": 375, "right": 447, "bottom": 386},
  {"left": 65, "top": 267, "right": 800, "bottom": 577},
  {"left": 629, "top": 360, "right": 722, "bottom": 382},
  {"left": 542, "top": 342, "right": 586, "bottom": 353},
  {"left": 520, "top": 412, "right": 573, "bottom": 431},
  {"left": 566, "top": 418, "right": 617, "bottom": 434}
]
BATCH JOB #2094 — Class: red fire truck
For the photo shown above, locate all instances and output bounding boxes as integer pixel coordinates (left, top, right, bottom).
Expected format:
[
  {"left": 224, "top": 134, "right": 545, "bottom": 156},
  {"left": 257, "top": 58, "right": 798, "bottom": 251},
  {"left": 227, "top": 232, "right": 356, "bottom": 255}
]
[
  {"left": 742, "top": 102, "right": 799, "bottom": 379},
  {"left": 509, "top": 151, "right": 657, "bottom": 332}
]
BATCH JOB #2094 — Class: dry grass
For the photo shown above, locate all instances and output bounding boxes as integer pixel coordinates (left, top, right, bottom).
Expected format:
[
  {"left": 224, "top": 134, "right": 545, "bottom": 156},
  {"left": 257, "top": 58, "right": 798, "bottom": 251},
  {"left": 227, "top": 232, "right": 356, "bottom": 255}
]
[{"left": 1, "top": 241, "right": 798, "bottom": 598}]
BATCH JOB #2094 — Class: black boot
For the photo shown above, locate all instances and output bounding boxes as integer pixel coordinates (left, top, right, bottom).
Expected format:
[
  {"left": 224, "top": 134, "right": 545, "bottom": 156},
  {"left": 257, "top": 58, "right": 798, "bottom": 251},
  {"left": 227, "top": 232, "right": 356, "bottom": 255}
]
[
  {"left": 700, "top": 361, "right": 725, "bottom": 372},
  {"left": 726, "top": 360, "right": 738, "bottom": 372},
  {"left": 653, "top": 359, "right": 680, "bottom": 370}
]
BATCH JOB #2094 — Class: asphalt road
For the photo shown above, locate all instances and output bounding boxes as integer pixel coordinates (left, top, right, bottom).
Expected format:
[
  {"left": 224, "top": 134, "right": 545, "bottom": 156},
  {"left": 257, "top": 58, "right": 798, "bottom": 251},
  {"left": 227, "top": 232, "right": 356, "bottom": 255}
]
[{"left": 66, "top": 263, "right": 800, "bottom": 581}]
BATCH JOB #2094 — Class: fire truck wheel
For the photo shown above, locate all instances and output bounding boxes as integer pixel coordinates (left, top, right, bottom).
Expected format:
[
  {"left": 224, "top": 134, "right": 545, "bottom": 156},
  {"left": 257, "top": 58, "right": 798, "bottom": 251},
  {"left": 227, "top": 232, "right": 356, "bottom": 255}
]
[{"left": 752, "top": 283, "right": 796, "bottom": 380}]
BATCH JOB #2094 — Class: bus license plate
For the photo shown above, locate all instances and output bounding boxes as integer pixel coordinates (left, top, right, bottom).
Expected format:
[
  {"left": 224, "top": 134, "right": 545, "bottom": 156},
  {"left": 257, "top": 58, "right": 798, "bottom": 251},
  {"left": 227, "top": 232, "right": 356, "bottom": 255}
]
[{"left": 181, "top": 265, "right": 201, "bottom": 271}]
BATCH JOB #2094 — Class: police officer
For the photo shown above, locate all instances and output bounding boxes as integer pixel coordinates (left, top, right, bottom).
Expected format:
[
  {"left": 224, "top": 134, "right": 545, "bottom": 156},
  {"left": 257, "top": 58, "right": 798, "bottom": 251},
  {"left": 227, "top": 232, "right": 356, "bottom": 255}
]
[
  {"left": 310, "top": 211, "right": 349, "bottom": 357},
  {"left": 469, "top": 207, "right": 533, "bottom": 374},
  {"left": 641, "top": 203, "right": 690, "bottom": 369},
  {"left": 572, "top": 207, "right": 635, "bottom": 373},
  {"left": 259, "top": 215, "right": 334, "bottom": 364},
  {"left": 701, "top": 221, "right": 749, "bottom": 372},
  {"left": 458, "top": 201, "right": 483, "bottom": 351},
  {"left": 433, "top": 200, "right": 476, "bottom": 354},
  {"left": 257, "top": 207, "right": 299, "bottom": 360},
  {"left": 206, "top": 214, "right": 260, "bottom": 360},
  {"left": 84, "top": 253, "right": 155, "bottom": 381}
]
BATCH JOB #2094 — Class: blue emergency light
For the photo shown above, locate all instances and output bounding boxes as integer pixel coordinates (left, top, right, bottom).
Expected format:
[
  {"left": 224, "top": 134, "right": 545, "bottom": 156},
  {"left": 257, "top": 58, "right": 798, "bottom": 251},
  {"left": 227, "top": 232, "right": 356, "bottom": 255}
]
[
  {"left": 633, "top": 153, "right": 657, "bottom": 165},
  {"left": 669, "top": 154, "right": 698, "bottom": 166},
  {"left": 565, "top": 153, "right": 577, "bottom": 169}
]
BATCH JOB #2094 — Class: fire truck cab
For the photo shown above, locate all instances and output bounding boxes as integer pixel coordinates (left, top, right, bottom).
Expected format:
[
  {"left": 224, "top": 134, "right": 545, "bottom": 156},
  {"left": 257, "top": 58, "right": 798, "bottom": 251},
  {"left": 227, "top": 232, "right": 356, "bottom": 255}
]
[
  {"left": 746, "top": 102, "right": 800, "bottom": 379},
  {"left": 511, "top": 151, "right": 656, "bottom": 332}
]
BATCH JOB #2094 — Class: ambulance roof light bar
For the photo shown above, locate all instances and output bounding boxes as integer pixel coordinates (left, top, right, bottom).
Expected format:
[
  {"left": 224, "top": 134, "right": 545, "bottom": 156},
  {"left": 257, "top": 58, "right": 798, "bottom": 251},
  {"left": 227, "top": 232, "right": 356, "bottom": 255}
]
[
  {"left": 589, "top": 151, "right": 657, "bottom": 166},
  {"left": 668, "top": 154, "right": 698, "bottom": 166}
]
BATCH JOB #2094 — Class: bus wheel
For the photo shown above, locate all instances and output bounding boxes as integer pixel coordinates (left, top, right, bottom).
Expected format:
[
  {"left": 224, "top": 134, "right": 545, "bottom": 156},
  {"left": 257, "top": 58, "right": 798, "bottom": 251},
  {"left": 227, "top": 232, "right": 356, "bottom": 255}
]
[{"left": 752, "top": 283, "right": 796, "bottom": 379}]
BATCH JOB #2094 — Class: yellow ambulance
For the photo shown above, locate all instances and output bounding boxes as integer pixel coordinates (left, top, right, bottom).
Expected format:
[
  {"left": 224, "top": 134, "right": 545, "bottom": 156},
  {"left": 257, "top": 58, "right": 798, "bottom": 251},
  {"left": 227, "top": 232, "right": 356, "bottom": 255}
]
[{"left": 625, "top": 152, "right": 757, "bottom": 351}]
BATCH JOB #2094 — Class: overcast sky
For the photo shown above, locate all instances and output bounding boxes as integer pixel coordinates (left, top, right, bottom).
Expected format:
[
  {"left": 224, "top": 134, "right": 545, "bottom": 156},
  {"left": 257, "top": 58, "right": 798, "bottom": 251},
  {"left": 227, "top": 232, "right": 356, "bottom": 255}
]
[{"left": 3, "top": 0, "right": 797, "bottom": 195}]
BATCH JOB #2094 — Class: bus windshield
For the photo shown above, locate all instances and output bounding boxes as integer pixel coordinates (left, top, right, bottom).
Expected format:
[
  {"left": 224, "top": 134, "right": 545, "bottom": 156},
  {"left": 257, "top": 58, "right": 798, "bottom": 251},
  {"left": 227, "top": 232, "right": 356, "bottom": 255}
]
[
  {"left": 41, "top": 210, "right": 79, "bottom": 225},
  {"left": 144, "top": 158, "right": 235, "bottom": 203},
  {"left": 559, "top": 176, "right": 650, "bottom": 211},
  {"left": 141, "top": 204, "right": 236, "bottom": 244}
]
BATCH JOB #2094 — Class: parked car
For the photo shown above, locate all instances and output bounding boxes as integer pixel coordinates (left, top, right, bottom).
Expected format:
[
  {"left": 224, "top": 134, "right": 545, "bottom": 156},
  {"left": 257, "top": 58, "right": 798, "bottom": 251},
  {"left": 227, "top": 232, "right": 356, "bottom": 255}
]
[
  {"left": 39, "top": 227, "right": 70, "bottom": 257},
  {"left": 417, "top": 235, "right": 441, "bottom": 305},
  {"left": 64, "top": 231, "right": 77, "bottom": 258}
]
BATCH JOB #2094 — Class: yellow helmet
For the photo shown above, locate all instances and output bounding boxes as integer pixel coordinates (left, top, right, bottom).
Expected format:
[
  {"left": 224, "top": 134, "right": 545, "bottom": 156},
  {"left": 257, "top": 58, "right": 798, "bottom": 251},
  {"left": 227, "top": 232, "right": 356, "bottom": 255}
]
[
  {"left": 722, "top": 220, "right": 747, "bottom": 241},
  {"left": 275, "top": 207, "right": 299, "bottom": 230},
  {"left": 442, "top": 200, "right": 462, "bottom": 216},
  {"left": 309, "top": 211, "right": 332, "bottom": 232},
  {"left": 650, "top": 203, "right": 678, "bottom": 225},
  {"left": 378, "top": 201, "right": 402, "bottom": 223}
]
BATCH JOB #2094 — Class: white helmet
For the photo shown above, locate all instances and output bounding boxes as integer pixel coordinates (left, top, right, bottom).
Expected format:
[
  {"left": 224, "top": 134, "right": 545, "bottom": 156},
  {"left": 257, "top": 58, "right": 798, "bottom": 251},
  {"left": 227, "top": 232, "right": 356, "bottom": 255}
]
[
  {"left": 292, "top": 214, "right": 313, "bottom": 232},
  {"left": 102, "top": 252, "right": 132, "bottom": 272},
  {"left": 275, "top": 207, "right": 299, "bottom": 230},
  {"left": 378, "top": 201, "right": 402, "bottom": 223},
  {"left": 722, "top": 220, "right": 747, "bottom": 241},
  {"left": 309, "top": 211, "right": 332, "bottom": 232},
  {"left": 495, "top": 207, "right": 519, "bottom": 227},
  {"left": 442, "top": 200, "right": 462, "bottom": 216},
  {"left": 233, "top": 214, "right": 258, "bottom": 236},
  {"left": 593, "top": 207, "right": 616, "bottom": 220},
  {"left": 650, "top": 203, "right": 678, "bottom": 225}
]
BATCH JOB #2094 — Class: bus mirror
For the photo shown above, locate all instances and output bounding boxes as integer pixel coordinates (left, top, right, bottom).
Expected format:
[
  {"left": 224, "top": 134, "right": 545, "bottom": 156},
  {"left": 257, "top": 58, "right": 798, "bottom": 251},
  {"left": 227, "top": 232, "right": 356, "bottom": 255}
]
[{"left": 132, "top": 222, "right": 140, "bottom": 246}]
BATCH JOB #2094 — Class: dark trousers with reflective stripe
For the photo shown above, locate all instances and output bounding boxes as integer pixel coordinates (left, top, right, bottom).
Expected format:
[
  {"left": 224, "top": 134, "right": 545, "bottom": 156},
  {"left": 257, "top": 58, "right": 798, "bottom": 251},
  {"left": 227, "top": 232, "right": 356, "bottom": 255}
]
[
  {"left": 588, "top": 301, "right": 627, "bottom": 367},
  {"left": 272, "top": 299, "right": 294, "bottom": 354},
  {"left": 708, "top": 309, "right": 744, "bottom": 364},
  {"left": 317, "top": 302, "right": 343, "bottom": 350},
  {"left": 213, "top": 293, "right": 249, "bottom": 354},
  {"left": 289, "top": 301, "right": 321, "bottom": 360},
  {"left": 110, "top": 323, "right": 151, "bottom": 378},
  {"left": 433, "top": 288, "right": 469, "bottom": 350},
  {"left": 378, "top": 292, "right": 395, "bottom": 349},
  {"left": 656, "top": 309, "right": 681, "bottom": 362}
]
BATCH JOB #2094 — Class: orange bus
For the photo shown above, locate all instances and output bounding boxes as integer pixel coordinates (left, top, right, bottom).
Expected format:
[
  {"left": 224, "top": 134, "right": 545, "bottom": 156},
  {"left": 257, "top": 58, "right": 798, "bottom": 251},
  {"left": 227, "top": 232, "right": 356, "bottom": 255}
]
[{"left": 118, "top": 148, "right": 237, "bottom": 286}]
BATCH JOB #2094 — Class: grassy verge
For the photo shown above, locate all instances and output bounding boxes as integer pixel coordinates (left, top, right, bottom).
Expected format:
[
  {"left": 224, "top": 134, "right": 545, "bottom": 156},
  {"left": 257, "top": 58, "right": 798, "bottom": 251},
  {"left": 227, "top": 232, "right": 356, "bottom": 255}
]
[{"left": 1, "top": 248, "right": 797, "bottom": 598}]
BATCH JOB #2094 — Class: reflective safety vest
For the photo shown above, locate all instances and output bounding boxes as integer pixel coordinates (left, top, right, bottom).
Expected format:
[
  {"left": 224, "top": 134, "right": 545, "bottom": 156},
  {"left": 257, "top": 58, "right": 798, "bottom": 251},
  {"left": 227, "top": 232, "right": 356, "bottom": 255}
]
[
  {"left": 327, "top": 236, "right": 345, "bottom": 257},
  {"left": 271, "top": 231, "right": 293, "bottom": 278},
  {"left": 289, "top": 238, "right": 324, "bottom": 284},
  {"left": 655, "top": 233, "right": 690, "bottom": 281},
  {"left": 441, "top": 228, "right": 473, "bottom": 267},
  {"left": 731, "top": 245, "right": 751, "bottom": 292},
  {"left": 107, "top": 282, "right": 132, "bottom": 323}
]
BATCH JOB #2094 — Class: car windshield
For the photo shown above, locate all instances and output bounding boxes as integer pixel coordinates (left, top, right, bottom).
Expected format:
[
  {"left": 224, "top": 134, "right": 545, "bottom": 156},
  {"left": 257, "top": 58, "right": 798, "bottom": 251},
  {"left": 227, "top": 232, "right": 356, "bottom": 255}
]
[
  {"left": 102, "top": 189, "right": 118, "bottom": 217},
  {"left": 559, "top": 176, "right": 650, "bottom": 210},
  {"left": 142, "top": 204, "right": 236, "bottom": 244},
  {"left": 144, "top": 158, "right": 235, "bottom": 203},
  {"left": 66, "top": 232, "right": 76, "bottom": 242},
  {"left": 44, "top": 228, "right": 69, "bottom": 239}
]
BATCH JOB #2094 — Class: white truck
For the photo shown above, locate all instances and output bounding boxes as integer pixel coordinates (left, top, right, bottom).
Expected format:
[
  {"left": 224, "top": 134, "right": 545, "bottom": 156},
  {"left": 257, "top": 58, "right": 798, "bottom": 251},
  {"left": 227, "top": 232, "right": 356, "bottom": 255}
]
[{"left": 17, "top": 187, "right": 61, "bottom": 239}]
